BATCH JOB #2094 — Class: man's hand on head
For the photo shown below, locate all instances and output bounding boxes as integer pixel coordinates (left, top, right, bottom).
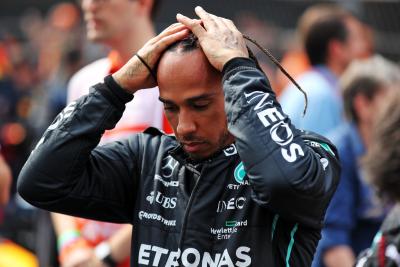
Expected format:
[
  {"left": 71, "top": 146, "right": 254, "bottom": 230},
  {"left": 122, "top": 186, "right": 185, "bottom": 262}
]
[
  {"left": 112, "top": 23, "right": 189, "bottom": 93},
  {"left": 177, "top": 6, "right": 249, "bottom": 72}
]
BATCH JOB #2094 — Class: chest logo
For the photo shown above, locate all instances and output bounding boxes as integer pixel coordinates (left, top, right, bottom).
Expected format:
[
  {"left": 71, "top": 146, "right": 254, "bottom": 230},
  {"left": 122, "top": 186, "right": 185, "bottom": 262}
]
[
  {"left": 161, "top": 156, "right": 178, "bottom": 178},
  {"left": 234, "top": 162, "right": 246, "bottom": 184},
  {"left": 146, "top": 191, "right": 177, "bottom": 209},
  {"left": 223, "top": 144, "right": 237, "bottom": 156}
]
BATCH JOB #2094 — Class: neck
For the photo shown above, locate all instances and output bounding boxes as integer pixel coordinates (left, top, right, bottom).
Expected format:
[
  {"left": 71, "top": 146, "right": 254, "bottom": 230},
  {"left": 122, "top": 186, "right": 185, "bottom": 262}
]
[
  {"left": 108, "top": 21, "right": 155, "bottom": 63},
  {"left": 326, "top": 60, "right": 344, "bottom": 77}
]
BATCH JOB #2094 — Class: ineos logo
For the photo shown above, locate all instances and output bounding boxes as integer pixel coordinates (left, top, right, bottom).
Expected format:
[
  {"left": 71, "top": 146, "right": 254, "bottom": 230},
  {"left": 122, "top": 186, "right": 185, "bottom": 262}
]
[
  {"left": 270, "top": 121, "right": 294, "bottom": 146},
  {"left": 146, "top": 191, "right": 177, "bottom": 209},
  {"left": 243, "top": 91, "right": 305, "bottom": 163},
  {"left": 216, "top": 197, "right": 246, "bottom": 212},
  {"left": 48, "top": 102, "right": 76, "bottom": 130},
  {"left": 161, "top": 156, "right": 178, "bottom": 178}
]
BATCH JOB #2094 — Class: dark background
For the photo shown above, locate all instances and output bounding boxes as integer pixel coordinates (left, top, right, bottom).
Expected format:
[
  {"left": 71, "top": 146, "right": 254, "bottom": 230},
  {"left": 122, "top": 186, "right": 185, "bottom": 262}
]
[{"left": 1, "top": 0, "right": 399, "bottom": 60}]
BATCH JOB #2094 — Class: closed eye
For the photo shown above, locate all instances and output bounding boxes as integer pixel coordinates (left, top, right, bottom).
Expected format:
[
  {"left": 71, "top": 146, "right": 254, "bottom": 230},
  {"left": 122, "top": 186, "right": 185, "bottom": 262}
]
[
  {"left": 163, "top": 104, "right": 179, "bottom": 113},
  {"left": 191, "top": 103, "right": 209, "bottom": 110}
]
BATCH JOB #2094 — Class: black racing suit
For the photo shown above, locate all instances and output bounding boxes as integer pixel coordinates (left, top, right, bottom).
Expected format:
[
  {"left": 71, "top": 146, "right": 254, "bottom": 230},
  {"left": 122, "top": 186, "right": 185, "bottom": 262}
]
[{"left": 18, "top": 58, "right": 340, "bottom": 266}]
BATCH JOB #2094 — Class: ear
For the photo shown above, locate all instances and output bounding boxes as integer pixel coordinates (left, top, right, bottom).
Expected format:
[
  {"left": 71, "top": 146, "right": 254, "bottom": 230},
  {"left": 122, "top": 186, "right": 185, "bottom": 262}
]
[{"left": 328, "top": 39, "right": 344, "bottom": 61}]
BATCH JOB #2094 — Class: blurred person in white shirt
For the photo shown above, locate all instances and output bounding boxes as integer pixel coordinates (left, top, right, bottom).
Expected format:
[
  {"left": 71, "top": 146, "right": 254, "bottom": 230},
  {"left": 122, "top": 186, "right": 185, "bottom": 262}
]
[{"left": 51, "top": 1, "right": 170, "bottom": 267}]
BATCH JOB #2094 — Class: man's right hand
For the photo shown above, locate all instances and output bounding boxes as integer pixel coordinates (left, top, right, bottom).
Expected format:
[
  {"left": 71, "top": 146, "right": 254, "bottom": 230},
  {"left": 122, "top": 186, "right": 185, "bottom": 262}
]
[
  {"left": 176, "top": 6, "right": 249, "bottom": 72},
  {"left": 112, "top": 23, "right": 188, "bottom": 93}
]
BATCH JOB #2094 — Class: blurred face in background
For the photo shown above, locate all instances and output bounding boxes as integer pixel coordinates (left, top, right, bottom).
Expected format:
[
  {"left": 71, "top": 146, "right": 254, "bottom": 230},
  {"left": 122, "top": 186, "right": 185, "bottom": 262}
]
[
  {"left": 345, "top": 17, "right": 373, "bottom": 60},
  {"left": 81, "top": 0, "right": 138, "bottom": 43},
  {"left": 339, "top": 16, "right": 373, "bottom": 71}
]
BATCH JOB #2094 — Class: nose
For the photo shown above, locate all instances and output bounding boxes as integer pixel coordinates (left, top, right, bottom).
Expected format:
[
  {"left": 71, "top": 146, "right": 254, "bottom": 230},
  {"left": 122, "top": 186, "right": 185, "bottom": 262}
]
[{"left": 176, "top": 110, "right": 197, "bottom": 137}]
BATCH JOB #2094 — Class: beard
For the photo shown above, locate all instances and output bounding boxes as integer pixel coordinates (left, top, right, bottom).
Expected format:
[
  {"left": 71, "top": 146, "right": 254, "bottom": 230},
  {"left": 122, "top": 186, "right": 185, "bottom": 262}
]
[{"left": 180, "top": 128, "right": 233, "bottom": 161}]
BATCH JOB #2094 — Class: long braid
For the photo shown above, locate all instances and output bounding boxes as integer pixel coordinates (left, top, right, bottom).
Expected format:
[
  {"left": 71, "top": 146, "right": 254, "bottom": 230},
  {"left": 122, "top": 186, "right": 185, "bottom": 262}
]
[{"left": 243, "top": 35, "right": 308, "bottom": 116}]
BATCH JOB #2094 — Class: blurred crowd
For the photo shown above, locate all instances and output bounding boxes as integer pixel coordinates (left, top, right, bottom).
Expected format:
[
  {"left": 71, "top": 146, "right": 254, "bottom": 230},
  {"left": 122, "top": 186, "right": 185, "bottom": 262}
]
[
  {"left": 0, "top": 1, "right": 399, "bottom": 267},
  {"left": 0, "top": 2, "right": 105, "bottom": 266},
  {"left": 0, "top": 2, "right": 103, "bottom": 194}
]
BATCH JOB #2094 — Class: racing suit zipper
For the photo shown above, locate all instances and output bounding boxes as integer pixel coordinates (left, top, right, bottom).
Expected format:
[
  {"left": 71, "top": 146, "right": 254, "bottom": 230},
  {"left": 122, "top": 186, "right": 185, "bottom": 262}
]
[{"left": 177, "top": 162, "right": 208, "bottom": 264}]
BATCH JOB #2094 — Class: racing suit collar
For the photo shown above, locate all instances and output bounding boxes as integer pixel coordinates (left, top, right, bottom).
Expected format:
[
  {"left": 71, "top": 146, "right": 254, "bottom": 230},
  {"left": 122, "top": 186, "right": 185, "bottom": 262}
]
[{"left": 168, "top": 142, "right": 237, "bottom": 166}]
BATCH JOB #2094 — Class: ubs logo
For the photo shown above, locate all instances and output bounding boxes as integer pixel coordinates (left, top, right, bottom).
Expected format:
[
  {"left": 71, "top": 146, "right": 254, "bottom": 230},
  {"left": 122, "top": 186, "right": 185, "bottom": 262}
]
[{"left": 146, "top": 191, "right": 177, "bottom": 209}]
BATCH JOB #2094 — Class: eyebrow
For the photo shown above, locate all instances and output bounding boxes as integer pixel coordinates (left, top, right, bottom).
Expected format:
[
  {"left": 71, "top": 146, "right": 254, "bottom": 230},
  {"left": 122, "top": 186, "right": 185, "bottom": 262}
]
[{"left": 159, "top": 93, "right": 217, "bottom": 105}]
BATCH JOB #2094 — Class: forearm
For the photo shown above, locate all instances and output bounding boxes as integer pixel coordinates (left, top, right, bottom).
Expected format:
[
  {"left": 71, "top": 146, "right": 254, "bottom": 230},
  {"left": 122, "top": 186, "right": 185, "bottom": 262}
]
[
  {"left": 222, "top": 58, "right": 326, "bottom": 189},
  {"left": 107, "top": 224, "right": 132, "bottom": 263},
  {"left": 222, "top": 58, "right": 340, "bottom": 226},
  {"left": 18, "top": 79, "right": 136, "bottom": 222},
  {"left": 51, "top": 213, "right": 78, "bottom": 236}
]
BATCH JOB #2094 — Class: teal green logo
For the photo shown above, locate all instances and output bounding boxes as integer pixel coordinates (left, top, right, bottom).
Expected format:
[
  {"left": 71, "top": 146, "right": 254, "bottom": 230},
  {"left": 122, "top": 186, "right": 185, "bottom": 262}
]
[
  {"left": 225, "top": 220, "right": 248, "bottom": 227},
  {"left": 225, "top": 220, "right": 237, "bottom": 227},
  {"left": 320, "top": 142, "right": 335, "bottom": 156},
  {"left": 234, "top": 162, "right": 246, "bottom": 184}
]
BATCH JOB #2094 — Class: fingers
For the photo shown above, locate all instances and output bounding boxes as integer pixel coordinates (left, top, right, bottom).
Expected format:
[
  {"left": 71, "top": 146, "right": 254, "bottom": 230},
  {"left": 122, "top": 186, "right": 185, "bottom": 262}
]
[
  {"left": 194, "top": 6, "right": 218, "bottom": 31},
  {"left": 194, "top": 6, "right": 229, "bottom": 31},
  {"left": 157, "top": 28, "right": 189, "bottom": 51},
  {"left": 142, "top": 23, "right": 189, "bottom": 59},
  {"left": 179, "top": 6, "right": 240, "bottom": 36},
  {"left": 176, "top": 13, "right": 205, "bottom": 39},
  {"left": 160, "top": 23, "right": 186, "bottom": 35},
  {"left": 155, "top": 23, "right": 187, "bottom": 41}
]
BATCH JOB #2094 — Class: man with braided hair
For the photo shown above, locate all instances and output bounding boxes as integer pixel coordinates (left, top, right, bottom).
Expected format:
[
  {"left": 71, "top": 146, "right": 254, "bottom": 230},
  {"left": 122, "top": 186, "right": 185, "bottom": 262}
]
[{"left": 18, "top": 7, "right": 340, "bottom": 266}]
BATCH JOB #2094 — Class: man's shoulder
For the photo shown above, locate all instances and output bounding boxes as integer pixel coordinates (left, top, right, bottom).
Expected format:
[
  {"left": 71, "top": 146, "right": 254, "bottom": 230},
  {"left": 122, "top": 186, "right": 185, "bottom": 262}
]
[
  {"left": 71, "top": 57, "right": 110, "bottom": 81},
  {"left": 139, "top": 127, "right": 176, "bottom": 144},
  {"left": 329, "top": 123, "right": 365, "bottom": 162},
  {"left": 299, "top": 70, "right": 335, "bottom": 94},
  {"left": 133, "top": 128, "right": 177, "bottom": 158},
  {"left": 328, "top": 123, "right": 353, "bottom": 147},
  {"left": 280, "top": 69, "right": 332, "bottom": 107},
  {"left": 143, "top": 127, "right": 173, "bottom": 137}
]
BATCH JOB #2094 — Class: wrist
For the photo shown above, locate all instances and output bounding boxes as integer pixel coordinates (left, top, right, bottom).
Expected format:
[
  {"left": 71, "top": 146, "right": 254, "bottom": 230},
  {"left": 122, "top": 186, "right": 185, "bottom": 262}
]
[
  {"left": 111, "top": 71, "right": 137, "bottom": 94},
  {"left": 95, "top": 242, "right": 117, "bottom": 267}
]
